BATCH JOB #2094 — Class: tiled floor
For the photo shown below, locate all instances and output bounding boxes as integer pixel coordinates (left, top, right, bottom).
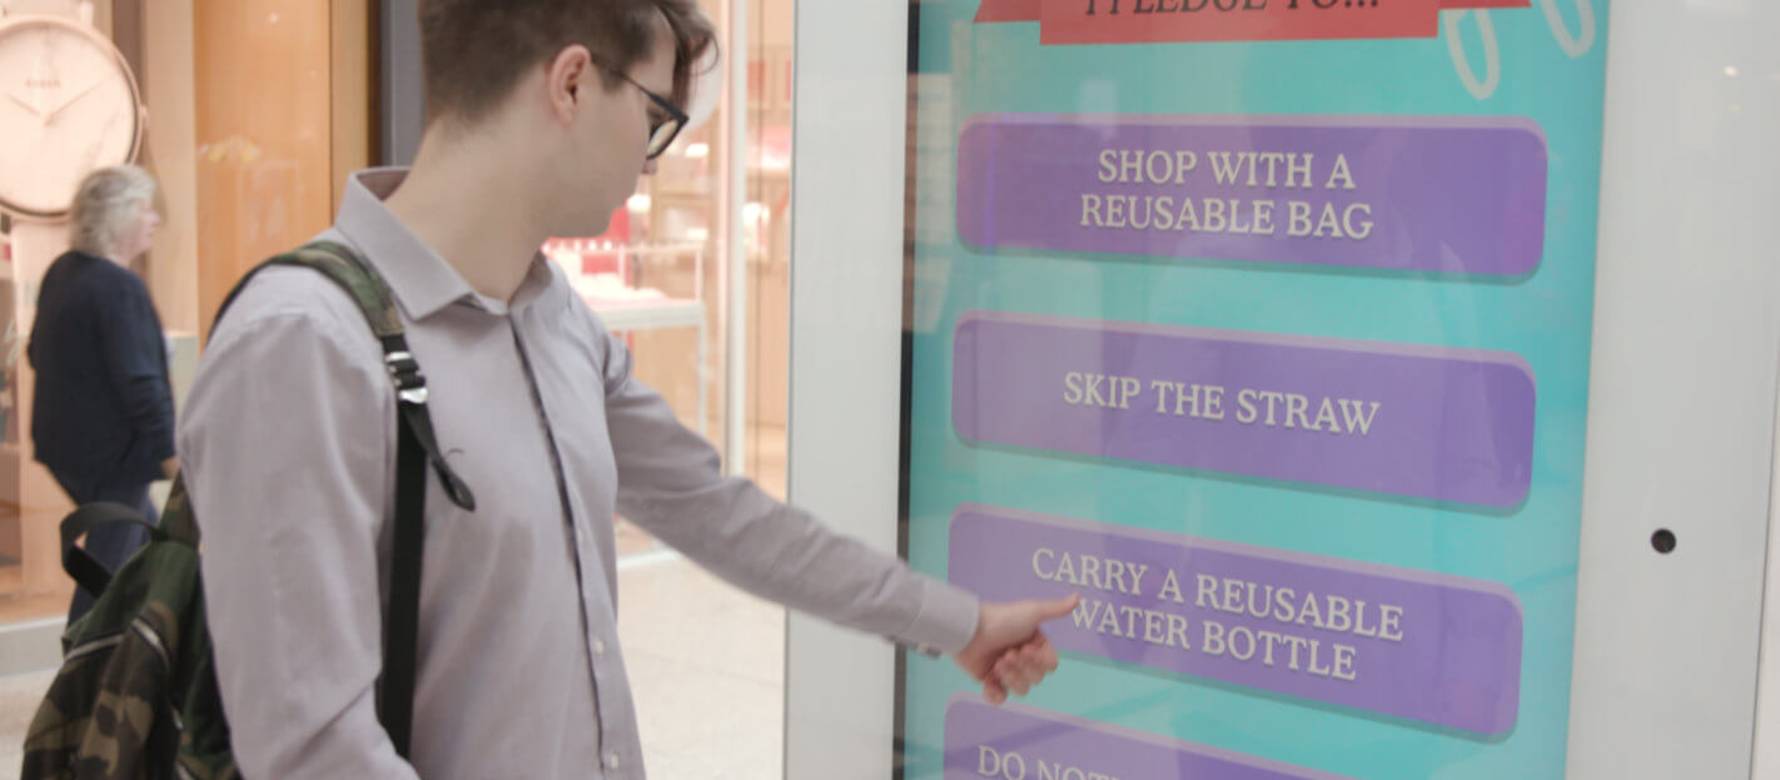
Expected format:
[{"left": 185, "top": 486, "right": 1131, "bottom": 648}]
[
  {"left": 619, "top": 555, "right": 786, "bottom": 779},
  {"left": 0, "top": 554, "right": 787, "bottom": 780},
  {"left": 0, "top": 668, "right": 52, "bottom": 774}
]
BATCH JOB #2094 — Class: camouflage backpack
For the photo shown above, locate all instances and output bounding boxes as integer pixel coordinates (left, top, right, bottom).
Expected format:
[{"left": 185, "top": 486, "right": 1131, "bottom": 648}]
[{"left": 20, "top": 242, "right": 477, "bottom": 779}]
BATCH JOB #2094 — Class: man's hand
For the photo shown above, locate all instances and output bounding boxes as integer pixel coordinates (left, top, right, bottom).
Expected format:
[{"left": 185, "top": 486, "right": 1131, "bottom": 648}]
[
  {"left": 954, "top": 595, "right": 1080, "bottom": 704},
  {"left": 161, "top": 457, "right": 179, "bottom": 481}
]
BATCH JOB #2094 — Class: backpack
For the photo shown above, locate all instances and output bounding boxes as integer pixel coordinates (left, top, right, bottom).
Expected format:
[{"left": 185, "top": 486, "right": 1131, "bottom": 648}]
[{"left": 20, "top": 241, "right": 477, "bottom": 779}]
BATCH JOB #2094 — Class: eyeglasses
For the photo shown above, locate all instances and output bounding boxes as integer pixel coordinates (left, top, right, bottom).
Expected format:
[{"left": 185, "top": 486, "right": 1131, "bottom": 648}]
[{"left": 591, "top": 65, "right": 689, "bottom": 161}]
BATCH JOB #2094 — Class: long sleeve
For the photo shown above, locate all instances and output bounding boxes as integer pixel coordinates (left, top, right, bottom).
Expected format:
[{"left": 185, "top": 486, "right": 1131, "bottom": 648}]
[
  {"left": 591, "top": 303, "right": 981, "bottom": 655},
  {"left": 178, "top": 295, "right": 417, "bottom": 779},
  {"left": 97, "top": 276, "right": 175, "bottom": 484}
]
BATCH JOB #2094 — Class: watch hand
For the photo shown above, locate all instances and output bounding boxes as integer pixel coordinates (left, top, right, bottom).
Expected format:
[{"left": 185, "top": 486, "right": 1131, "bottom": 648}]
[
  {"left": 44, "top": 80, "right": 103, "bottom": 125},
  {"left": 5, "top": 91, "right": 42, "bottom": 118}
]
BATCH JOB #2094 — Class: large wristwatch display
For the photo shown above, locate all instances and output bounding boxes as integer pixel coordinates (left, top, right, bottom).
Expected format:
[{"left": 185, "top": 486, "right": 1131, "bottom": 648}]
[{"left": 0, "top": 5, "right": 145, "bottom": 220}]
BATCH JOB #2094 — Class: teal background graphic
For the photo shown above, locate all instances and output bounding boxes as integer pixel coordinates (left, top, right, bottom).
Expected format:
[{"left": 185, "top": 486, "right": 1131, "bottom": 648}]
[{"left": 898, "top": 2, "right": 1611, "bottom": 778}]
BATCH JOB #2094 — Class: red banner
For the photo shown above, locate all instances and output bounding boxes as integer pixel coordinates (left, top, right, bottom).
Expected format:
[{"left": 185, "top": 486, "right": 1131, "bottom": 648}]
[{"left": 974, "top": 0, "right": 1531, "bottom": 44}]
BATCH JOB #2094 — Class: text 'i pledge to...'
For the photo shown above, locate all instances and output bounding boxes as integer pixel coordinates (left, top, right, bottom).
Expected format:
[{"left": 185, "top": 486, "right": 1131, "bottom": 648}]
[
  {"left": 956, "top": 115, "right": 1548, "bottom": 276},
  {"left": 954, "top": 313, "right": 1536, "bottom": 508},
  {"left": 948, "top": 508, "right": 1524, "bottom": 736},
  {"left": 973, "top": 0, "right": 1534, "bottom": 45}
]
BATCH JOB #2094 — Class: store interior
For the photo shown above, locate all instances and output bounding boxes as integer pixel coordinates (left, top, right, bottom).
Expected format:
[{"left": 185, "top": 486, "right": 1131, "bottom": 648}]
[
  {"left": 0, "top": 0, "right": 796, "bottom": 620},
  {"left": 0, "top": 1, "right": 797, "bottom": 772}
]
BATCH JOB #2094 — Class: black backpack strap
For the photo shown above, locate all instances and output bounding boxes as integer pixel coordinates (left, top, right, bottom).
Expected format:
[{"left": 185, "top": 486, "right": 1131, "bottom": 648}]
[
  {"left": 58, "top": 501, "right": 156, "bottom": 597},
  {"left": 381, "top": 370, "right": 430, "bottom": 759},
  {"left": 211, "top": 240, "right": 476, "bottom": 759}
]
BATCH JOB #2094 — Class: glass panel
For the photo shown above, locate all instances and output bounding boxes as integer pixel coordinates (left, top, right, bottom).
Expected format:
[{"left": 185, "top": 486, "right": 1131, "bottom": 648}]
[
  {"left": 0, "top": 214, "right": 28, "bottom": 622},
  {"left": 555, "top": 17, "right": 724, "bottom": 551},
  {"left": 0, "top": 12, "right": 348, "bottom": 763},
  {"left": 590, "top": 0, "right": 792, "bottom": 776},
  {"left": 0, "top": 0, "right": 237, "bottom": 628},
  {"left": 744, "top": 0, "right": 793, "bottom": 501},
  {"left": 897, "top": 2, "right": 1611, "bottom": 778}
]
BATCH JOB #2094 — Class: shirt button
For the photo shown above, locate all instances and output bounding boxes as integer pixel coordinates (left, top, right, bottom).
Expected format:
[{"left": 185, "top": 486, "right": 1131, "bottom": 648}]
[
  {"left": 592, "top": 638, "right": 607, "bottom": 656},
  {"left": 604, "top": 752, "right": 622, "bottom": 770}
]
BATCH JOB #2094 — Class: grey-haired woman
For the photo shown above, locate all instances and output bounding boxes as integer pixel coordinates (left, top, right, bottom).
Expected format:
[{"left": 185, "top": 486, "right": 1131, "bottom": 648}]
[{"left": 28, "top": 165, "right": 176, "bottom": 623}]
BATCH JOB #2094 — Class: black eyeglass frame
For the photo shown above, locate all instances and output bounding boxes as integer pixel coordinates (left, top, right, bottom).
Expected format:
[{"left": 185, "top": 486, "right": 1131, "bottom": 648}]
[{"left": 591, "top": 63, "right": 691, "bottom": 161}]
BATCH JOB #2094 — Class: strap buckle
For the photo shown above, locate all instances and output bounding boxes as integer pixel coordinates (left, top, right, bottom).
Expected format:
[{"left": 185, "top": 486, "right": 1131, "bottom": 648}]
[{"left": 385, "top": 351, "right": 429, "bottom": 405}]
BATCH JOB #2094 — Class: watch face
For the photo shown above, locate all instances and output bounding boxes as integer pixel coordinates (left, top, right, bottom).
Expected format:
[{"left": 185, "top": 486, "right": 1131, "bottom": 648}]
[{"left": 0, "top": 17, "right": 142, "bottom": 219}]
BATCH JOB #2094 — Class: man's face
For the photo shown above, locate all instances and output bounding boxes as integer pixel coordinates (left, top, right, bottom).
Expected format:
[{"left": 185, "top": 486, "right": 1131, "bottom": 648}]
[
  {"left": 558, "top": 26, "right": 677, "bottom": 235},
  {"left": 118, "top": 199, "right": 161, "bottom": 265}
]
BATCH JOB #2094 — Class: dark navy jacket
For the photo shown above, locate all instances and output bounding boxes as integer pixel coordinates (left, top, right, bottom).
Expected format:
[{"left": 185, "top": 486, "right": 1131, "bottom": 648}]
[{"left": 28, "top": 250, "right": 174, "bottom": 489}]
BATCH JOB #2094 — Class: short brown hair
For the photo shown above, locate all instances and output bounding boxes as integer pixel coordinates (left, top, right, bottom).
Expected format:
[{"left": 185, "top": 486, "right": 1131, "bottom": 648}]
[{"left": 418, "top": 0, "right": 715, "bottom": 123}]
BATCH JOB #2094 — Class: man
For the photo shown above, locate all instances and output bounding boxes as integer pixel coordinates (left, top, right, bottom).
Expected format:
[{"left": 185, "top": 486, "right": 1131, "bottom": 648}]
[
  {"left": 30, "top": 165, "right": 175, "bottom": 623},
  {"left": 178, "top": 1, "right": 1075, "bottom": 777}
]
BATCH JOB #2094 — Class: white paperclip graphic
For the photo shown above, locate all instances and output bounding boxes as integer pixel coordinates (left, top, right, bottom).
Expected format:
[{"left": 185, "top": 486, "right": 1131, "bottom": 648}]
[
  {"left": 1541, "top": 0, "right": 1596, "bottom": 58},
  {"left": 1445, "top": 10, "right": 1500, "bottom": 101}
]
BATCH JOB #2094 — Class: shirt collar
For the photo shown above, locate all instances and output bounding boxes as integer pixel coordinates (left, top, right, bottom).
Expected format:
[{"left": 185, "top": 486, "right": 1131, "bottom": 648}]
[{"left": 334, "top": 168, "right": 560, "bottom": 320}]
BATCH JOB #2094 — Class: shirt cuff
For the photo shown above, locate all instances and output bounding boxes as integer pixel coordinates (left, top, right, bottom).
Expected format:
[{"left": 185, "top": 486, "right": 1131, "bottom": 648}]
[
  {"left": 897, "top": 578, "right": 981, "bottom": 657},
  {"left": 150, "top": 434, "right": 176, "bottom": 464},
  {"left": 146, "top": 436, "right": 176, "bottom": 482}
]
